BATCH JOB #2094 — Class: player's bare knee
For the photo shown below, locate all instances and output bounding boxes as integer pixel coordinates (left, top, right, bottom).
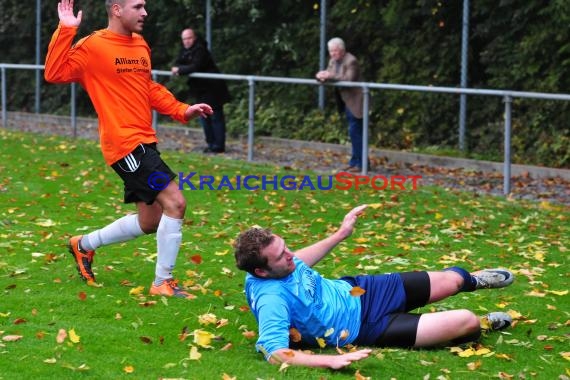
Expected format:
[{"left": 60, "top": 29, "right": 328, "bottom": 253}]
[{"left": 460, "top": 310, "right": 480, "bottom": 333}]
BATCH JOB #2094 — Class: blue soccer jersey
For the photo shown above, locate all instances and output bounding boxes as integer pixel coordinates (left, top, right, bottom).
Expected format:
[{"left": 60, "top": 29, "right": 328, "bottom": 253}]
[{"left": 244, "top": 257, "right": 361, "bottom": 360}]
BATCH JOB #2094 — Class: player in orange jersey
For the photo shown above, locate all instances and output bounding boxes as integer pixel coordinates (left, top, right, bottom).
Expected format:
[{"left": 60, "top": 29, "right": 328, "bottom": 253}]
[{"left": 45, "top": 0, "right": 213, "bottom": 298}]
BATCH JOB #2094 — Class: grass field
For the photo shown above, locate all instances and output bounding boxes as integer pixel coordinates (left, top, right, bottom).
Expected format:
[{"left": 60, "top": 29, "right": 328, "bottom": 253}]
[{"left": 0, "top": 129, "right": 568, "bottom": 379}]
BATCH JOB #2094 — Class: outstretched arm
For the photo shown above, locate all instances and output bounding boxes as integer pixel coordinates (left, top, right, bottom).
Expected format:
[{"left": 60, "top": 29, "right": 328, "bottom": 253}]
[
  {"left": 44, "top": 0, "right": 85, "bottom": 83},
  {"left": 295, "top": 205, "right": 368, "bottom": 267},
  {"left": 270, "top": 348, "right": 372, "bottom": 369}
]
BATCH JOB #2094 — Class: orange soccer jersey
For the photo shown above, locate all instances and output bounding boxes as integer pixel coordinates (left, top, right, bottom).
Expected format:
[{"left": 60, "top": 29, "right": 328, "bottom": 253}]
[{"left": 45, "top": 25, "right": 189, "bottom": 165}]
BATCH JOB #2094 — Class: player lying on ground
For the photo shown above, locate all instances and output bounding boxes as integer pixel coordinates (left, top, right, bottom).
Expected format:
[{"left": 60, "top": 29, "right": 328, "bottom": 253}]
[{"left": 234, "top": 204, "right": 514, "bottom": 369}]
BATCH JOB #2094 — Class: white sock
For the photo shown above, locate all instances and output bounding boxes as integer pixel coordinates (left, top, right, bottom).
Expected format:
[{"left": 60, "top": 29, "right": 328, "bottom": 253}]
[
  {"left": 81, "top": 214, "right": 144, "bottom": 251},
  {"left": 154, "top": 214, "right": 183, "bottom": 285}
]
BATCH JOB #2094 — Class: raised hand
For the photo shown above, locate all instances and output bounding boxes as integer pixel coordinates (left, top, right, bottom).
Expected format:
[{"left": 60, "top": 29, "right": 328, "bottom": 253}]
[
  {"left": 337, "top": 204, "right": 368, "bottom": 239},
  {"left": 58, "top": 0, "right": 83, "bottom": 28}
]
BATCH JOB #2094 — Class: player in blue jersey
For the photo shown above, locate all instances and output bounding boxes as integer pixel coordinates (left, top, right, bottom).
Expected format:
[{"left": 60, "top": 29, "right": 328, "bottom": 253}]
[{"left": 234, "top": 204, "right": 514, "bottom": 369}]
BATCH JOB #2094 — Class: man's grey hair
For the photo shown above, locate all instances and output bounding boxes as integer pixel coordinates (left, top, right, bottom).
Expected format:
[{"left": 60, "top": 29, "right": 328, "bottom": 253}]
[{"left": 327, "top": 37, "right": 346, "bottom": 51}]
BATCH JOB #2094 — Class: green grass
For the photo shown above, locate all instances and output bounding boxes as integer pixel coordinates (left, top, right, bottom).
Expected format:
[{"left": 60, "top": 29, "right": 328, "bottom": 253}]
[{"left": 0, "top": 129, "right": 568, "bottom": 380}]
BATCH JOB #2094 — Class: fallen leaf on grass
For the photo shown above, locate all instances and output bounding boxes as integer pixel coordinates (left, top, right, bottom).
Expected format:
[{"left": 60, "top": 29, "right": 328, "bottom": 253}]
[
  {"left": 355, "top": 369, "right": 371, "bottom": 380},
  {"left": 194, "top": 329, "right": 214, "bottom": 348},
  {"left": 198, "top": 313, "right": 217, "bottom": 325},
  {"left": 56, "top": 329, "right": 67, "bottom": 343},
  {"left": 189, "top": 346, "right": 202, "bottom": 360},
  {"left": 123, "top": 365, "right": 134, "bottom": 373},
  {"left": 69, "top": 328, "right": 80, "bottom": 344},
  {"left": 220, "top": 343, "right": 233, "bottom": 351},
  {"left": 467, "top": 360, "right": 481, "bottom": 370},
  {"left": 2, "top": 335, "right": 22, "bottom": 342},
  {"left": 129, "top": 286, "right": 145, "bottom": 296},
  {"left": 278, "top": 362, "right": 290, "bottom": 372}
]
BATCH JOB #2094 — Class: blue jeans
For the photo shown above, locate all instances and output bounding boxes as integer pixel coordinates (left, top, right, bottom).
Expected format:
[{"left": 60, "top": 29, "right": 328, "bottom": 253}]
[
  {"left": 199, "top": 103, "right": 226, "bottom": 152},
  {"left": 346, "top": 108, "right": 364, "bottom": 168}
]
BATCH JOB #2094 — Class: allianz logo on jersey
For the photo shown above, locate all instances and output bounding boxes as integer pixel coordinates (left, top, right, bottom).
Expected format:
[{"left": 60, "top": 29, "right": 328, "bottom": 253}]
[{"left": 114, "top": 57, "right": 149, "bottom": 67}]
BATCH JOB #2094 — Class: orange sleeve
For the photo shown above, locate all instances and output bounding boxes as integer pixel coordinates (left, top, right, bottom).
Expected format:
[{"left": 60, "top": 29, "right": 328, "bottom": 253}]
[
  {"left": 149, "top": 81, "right": 189, "bottom": 123},
  {"left": 44, "top": 24, "right": 87, "bottom": 83}
]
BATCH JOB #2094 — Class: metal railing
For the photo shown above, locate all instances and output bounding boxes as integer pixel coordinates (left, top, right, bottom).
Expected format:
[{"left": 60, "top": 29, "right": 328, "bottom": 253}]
[{"left": 2, "top": 63, "right": 570, "bottom": 195}]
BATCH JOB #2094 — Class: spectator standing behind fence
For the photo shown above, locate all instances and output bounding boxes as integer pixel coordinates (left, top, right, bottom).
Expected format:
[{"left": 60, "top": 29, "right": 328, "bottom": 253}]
[
  {"left": 44, "top": 0, "right": 213, "bottom": 298},
  {"left": 171, "top": 28, "right": 231, "bottom": 154},
  {"left": 316, "top": 37, "right": 368, "bottom": 173}
]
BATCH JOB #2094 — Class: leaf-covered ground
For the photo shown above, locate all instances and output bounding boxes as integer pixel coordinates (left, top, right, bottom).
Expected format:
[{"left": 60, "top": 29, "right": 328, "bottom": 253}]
[{"left": 0, "top": 129, "right": 568, "bottom": 379}]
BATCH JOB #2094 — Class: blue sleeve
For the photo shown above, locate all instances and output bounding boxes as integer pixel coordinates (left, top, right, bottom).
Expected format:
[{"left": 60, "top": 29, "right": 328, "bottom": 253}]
[{"left": 254, "top": 294, "right": 290, "bottom": 361}]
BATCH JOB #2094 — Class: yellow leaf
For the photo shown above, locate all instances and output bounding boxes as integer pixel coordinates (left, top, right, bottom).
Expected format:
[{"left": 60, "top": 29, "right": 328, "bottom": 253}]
[
  {"left": 129, "top": 286, "right": 145, "bottom": 296},
  {"left": 339, "top": 329, "right": 349, "bottom": 340},
  {"left": 559, "top": 352, "right": 570, "bottom": 361},
  {"left": 315, "top": 337, "right": 326, "bottom": 348},
  {"left": 222, "top": 373, "right": 236, "bottom": 380},
  {"left": 475, "top": 347, "right": 491, "bottom": 356},
  {"left": 69, "top": 329, "right": 80, "bottom": 344},
  {"left": 496, "top": 353, "right": 513, "bottom": 361},
  {"left": 43, "top": 358, "right": 57, "bottom": 364},
  {"left": 367, "top": 203, "right": 382, "bottom": 209},
  {"left": 123, "top": 365, "right": 135, "bottom": 373},
  {"left": 278, "top": 362, "right": 290, "bottom": 372},
  {"left": 189, "top": 346, "right": 202, "bottom": 360},
  {"left": 324, "top": 328, "right": 334, "bottom": 337},
  {"left": 458, "top": 348, "right": 475, "bottom": 357},
  {"left": 214, "top": 250, "right": 229, "bottom": 256},
  {"left": 193, "top": 329, "right": 214, "bottom": 348},
  {"left": 547, "top": 289, "right": 568, "bottom": 296}
]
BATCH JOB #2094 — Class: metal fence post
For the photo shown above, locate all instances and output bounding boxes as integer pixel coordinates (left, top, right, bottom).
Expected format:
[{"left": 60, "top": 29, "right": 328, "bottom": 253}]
[
  {"left": 503, "top": 95, "right": 513, "bottom": 195},
  {"left": 459, "top": 0, "right": 470, "bottom": 151},
  {"left": 318, "top": 0, "right": 327, "bottom": 109},
  {"left": 152, "top": 72, "right": 158, "bottom": 131},
  {"left": 361, "top": 86, "right": 370, "bottom": 175},
  {"left": 247, "top": 77, "right": 255, "bottom": 162},
  {"left": 71, "top": 83, "right": 77, "bottom": 138},
  {"left": 1, "top": 67, "right": 6, "bottom": 128}
]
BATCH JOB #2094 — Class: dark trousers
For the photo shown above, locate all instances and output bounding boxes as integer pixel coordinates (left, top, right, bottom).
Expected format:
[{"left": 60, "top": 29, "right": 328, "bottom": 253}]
[
  {"left": 346, "top": 108, "right": 364, "bottom": 168},
  {"left": 199, "top": 103, "right": 226, "bottom": 152}
]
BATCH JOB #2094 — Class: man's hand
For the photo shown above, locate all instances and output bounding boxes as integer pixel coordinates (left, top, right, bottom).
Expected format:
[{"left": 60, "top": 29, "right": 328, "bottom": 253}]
[
  {"left": 58, "top": 0, "right": 82, "bottom": 28},
  {"left": 325, "top": 349, "right": 372, "bottom": 369},
  {"left": 171, "top": 67, "right": 180, "bottom": 75},
  {"left": 270, "top": 348, "right": 372, "bottom": 369},
  {"left": 315, "top": 70, "right": 331, "bottom": 82},
  {"left": 337, "top": 204, "right": 368, "bottom": 240},
  {"left": 184, "top": 103, "right": 213, "bottom": 120}
]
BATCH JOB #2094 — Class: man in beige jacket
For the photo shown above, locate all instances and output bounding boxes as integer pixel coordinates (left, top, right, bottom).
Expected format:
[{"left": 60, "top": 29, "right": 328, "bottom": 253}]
[{"left": 316, "top": 37, "right": 366, "bottom": 172}]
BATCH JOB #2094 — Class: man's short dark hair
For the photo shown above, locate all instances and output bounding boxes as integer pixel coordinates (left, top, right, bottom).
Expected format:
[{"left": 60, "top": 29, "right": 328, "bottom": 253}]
[{"left": 234, "top": 227, "right": 274, "bottom": 275}]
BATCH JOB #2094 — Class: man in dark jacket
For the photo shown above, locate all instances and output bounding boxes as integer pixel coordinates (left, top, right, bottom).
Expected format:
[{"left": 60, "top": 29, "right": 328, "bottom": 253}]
[{"left": 172, "top": 28, "right": 231, "bottom": 153}]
